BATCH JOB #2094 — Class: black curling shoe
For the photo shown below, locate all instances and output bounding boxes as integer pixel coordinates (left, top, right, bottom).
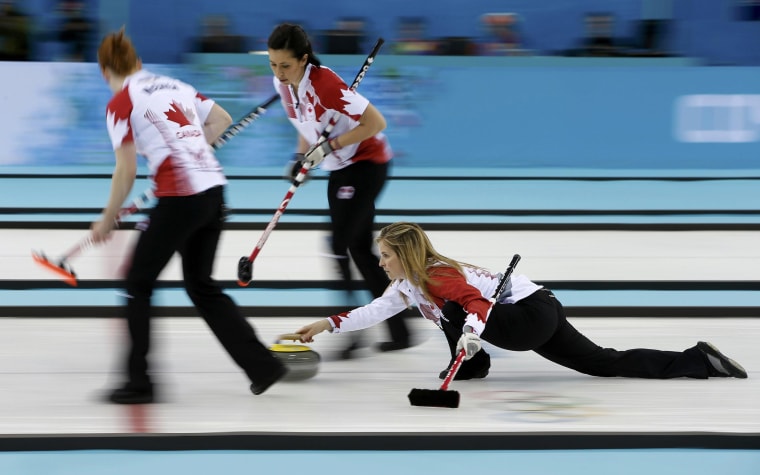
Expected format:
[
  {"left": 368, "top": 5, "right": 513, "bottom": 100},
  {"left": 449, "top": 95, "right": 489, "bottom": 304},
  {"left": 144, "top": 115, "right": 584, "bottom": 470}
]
[
  {"left": 697, "top": 341, "right": 748, "bottom": 379},
  {"left": 250, "top": 364, "right": 288, "bottom": 395},
  {"left": 377, "top": 340, "right": 412, "bottom": 352},
  {"left": 107, "top": 385, "right": 154, "bottom": 404},
  {"left": 438, "top": 350, "right": 491, "bottom": 381}
]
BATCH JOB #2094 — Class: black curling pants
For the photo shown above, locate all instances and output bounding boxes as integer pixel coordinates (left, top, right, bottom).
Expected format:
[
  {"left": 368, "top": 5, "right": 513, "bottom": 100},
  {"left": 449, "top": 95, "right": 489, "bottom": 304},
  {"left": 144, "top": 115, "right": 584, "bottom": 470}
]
[
  {"left": 328, "top": 160, "right": 410, "bottom": 344},
  {"left": 442, "top": 289, "right": 710, "bottom": 379},
  {"left": 122, "top": 186, "right": 281, "bottom": 389}
]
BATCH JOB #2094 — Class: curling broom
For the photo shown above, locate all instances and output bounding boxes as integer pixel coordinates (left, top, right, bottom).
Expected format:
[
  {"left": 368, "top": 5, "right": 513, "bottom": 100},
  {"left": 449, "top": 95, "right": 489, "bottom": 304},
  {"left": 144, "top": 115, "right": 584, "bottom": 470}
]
[
  {"left": 31, "top": 189, "right": 155, "bottom": 287},
  {"left": 408, "top": 253, "right": 521, "bottom": 408},
  {"left": 31, "top": 94, "right": 280, "bottom": 286},
  {"left": 236, "top": 38, "right": 385, "bottom": 286}
]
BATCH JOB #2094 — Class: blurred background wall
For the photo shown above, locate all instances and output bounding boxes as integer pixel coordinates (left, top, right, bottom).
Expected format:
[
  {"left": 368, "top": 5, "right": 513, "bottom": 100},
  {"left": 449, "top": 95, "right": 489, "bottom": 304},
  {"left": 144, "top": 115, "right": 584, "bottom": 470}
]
[
  {"left": 2, "top": 57, "right": 760, "bottom": 171},
  {"left": 2, "top": 0, "right": 760, "bottom": 172}
]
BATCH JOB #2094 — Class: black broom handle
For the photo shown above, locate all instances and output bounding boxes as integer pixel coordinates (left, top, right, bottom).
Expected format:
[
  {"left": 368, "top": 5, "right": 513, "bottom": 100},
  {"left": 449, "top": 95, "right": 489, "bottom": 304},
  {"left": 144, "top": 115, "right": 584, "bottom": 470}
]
[
  {"left": 443, "top": 253, "right": 522, "bottom": 387},
  {"left": 491, "top": 254, "right": 521, "bottom": 302}
]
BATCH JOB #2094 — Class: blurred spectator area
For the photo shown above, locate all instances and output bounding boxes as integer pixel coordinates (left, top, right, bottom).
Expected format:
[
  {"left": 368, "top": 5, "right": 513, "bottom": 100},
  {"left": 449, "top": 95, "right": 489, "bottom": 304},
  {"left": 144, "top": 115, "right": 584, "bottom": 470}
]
[
  {"left": 0, "top": 0, "right": 32, "bottom": 61},
  {"left": 4, "top": 0, "right": 760, "bottom": 65},
  {"left": 3, "top": 0, "right": 98, "bottom": 62},
  {"left": 736, "top": 0, "right": 760, "bottom": 20},
  {"left": 436, "top": 36, "right": 477, "bottom": 56},
  {"left": 566, "top": 11, "right": 623, "bottom": 57},
  {"left": 322, "top": 17, "right": 366, "bottom": 54},
  {"left": 560, "top": 10, "right": 674, "bottom": 58},
  {"left": 393, "top": 17, "right": 436, "bottom": 55},
  {"left": 56, "top": 0, "right": 94, "bottom": 61},
  {"left": 480, "top": 12, "right": 529, "bottom": 56},
  {"left": 627, "top": 18, "right": 671, "bottom": 57},
  {"left": 192, "top": 14, "right": 248, "bottom": 53}
]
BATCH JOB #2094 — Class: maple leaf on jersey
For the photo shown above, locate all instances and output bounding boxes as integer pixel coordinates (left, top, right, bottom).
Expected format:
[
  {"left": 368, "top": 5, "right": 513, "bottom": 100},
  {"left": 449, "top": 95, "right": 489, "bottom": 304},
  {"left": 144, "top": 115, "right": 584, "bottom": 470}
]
[
  {"left": 164, "top": 101, "right": 194, "bottom": 127},
  {"left": 340, "top": 89, "right": 366, "bottom": 117},
  {"left": 305, "top": 90, "right": 327, "bottom": 120},
  {"left": 107, "top": 110, "right": 130, "bottom": 145}
]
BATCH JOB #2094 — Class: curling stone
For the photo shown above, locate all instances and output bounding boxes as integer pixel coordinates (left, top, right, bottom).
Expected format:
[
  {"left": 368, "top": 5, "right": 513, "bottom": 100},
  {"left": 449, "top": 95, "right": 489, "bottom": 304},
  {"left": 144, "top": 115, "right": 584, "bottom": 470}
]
[{"left": 269, "top": 343, "right": 320, "bottom": 381}]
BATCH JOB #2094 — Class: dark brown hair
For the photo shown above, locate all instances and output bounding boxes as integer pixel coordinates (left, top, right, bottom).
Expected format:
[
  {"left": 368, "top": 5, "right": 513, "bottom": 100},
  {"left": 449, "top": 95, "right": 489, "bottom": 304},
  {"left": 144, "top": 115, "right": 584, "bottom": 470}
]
[
  {"left": 97, "top": 27, "right": 139, "bottom": 75},
  {"left": 267, "top": 23, "right": 321, "bottom": 67}
]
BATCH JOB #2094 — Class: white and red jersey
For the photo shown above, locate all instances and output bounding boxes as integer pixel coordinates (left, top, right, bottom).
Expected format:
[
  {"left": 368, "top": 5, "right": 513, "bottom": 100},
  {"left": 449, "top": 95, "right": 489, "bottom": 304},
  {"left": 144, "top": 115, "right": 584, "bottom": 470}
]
[
  {"left": 105, "top": 69, "right": 227, "bottom": 197},
  {"left": 273, "top": 63, "right": 392, "bottom": 171},
  {"left": 327, "top": 265, "right": 542, "bottom": 335}
]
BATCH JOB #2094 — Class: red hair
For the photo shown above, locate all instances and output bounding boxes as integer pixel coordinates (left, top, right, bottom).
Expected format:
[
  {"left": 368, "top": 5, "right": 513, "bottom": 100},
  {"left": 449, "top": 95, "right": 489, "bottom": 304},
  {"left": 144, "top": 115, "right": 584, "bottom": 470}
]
[{"left": 97, "top": 27, "right": 139, "bottom": 75}]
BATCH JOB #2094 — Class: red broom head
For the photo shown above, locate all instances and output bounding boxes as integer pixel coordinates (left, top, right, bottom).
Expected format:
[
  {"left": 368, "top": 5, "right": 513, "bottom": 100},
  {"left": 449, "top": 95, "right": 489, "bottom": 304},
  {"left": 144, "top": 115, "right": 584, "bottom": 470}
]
[{"left": 32, "top": 251, "right": 77, "bottom": 287}]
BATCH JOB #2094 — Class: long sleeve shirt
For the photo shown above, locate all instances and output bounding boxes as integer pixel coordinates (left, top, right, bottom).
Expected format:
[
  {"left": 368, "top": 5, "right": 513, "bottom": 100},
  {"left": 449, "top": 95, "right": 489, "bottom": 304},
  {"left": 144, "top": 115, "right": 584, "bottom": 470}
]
[{"left": 327, "top": 265, "right": 542, "bottom": 335}]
